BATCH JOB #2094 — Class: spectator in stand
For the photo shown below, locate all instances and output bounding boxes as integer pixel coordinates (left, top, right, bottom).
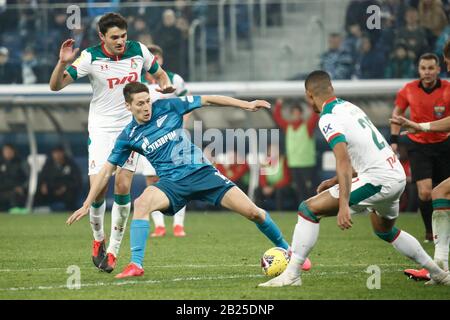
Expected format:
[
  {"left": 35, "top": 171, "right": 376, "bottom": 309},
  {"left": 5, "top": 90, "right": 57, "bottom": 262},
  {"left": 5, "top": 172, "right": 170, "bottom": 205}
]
[
  {"left": 0, "top": 144, "right": 28, "bottom": 214},
  {"left": 395, "top": 7, "right": 430, "bottom": 62},
  {"left": 17, "top": 2, "right": 40, "bottom": 43},
  {"left": 137, "top": 33, "right": 154, "bottom": 48},
  {"left": 154, "top": 9, "right": 184, "bottom": 74},
  {"left": 345, "top": 0, "right": 380, "bottom": 31},
  {"left": 345, "top": 0, "right": 381, "bottom": 44},
  {"left": 320, "top": 33, "right": 353, "bottom": 80},
  {"left": 434, "top": 24, "right": 450, "bottom": 75},
  {"left": 380, "top": 0, "right": 407, "bottom": 27},
  {"left": 174, "top": 0, "right": 193, "bottom": 27},
  {"left": 356, "top": 34, "right": 386, "bottom": 78},
  {"left": 0, "top": 47, "right": 22, "bottom": 84},
  {"left": 418, "top": 0, "right": 448, "bottom": 44},
  {"left": 21, "top": 46, "right": 43, "bottom": 84},
  {"left": 255, "top": 143, "right": 295, "bottom": 211},
  {"left": 375, "top": 12, "right": 397, "bottom": 60},
  {"left": 87, "top": 0, "right": 120, "bottom": 18},
  {"left": 49, "top": 11, "right": 72, "bottom": 46},
  {"left": 273, "top": 99, "right": 319, "bottom": 203},
  {"left": 385, "top": 44, "right": 416, "bottom": 78},
  {"left": 215, "top": 151, "right": 250, "bottom": 193},
  {"left": 36, "top": 146, "right": 82, "bottom": 211},
  {"left": 128, "top": 16, "right": 149, "bottom": 40},
  {"left": 341, "top": 23, "right": 364, "bottom": 73}
]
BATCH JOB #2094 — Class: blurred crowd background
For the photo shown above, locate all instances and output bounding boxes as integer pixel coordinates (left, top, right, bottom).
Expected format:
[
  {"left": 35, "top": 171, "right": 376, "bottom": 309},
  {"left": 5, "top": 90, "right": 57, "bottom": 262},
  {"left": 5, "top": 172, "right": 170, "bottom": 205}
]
[
  {"left": 0, "top": 0, "right": 448, "bottom": 83},
  {"left": 1, "top": 0, "right": 447, "bottom": 213}
]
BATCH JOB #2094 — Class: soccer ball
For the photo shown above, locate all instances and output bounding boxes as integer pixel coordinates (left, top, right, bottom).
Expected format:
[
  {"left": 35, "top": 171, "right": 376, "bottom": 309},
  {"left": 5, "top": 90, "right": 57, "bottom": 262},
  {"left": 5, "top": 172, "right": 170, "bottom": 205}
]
[{"left": 261, "top": 247, "right": 290, "bottom": 277}]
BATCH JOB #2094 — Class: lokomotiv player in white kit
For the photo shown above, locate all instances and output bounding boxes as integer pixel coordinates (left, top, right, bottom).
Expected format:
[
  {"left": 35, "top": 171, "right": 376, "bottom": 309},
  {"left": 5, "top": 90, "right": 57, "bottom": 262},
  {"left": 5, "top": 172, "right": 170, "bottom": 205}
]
[
  {"left": 49, "top": 12, "right": 175, "bottom": 273},
  {"left": 140, "top": 44, "right": 190, "bottom": 238},
  {"left": 259, "top": 70, "right": 450, "bottom": 287}
]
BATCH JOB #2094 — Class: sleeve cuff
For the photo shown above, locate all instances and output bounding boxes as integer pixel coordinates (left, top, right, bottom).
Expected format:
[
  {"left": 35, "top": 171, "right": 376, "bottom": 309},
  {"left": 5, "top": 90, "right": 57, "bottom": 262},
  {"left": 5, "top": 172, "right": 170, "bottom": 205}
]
[
  {"left": 148, "top": 59, "right": 159, "bottom": 74},
  {"left": 66, "top": 65, "right": 77, "bottom": 80},
  {"left": 328, "top": 134, "right": 347, "bottom": 149}
]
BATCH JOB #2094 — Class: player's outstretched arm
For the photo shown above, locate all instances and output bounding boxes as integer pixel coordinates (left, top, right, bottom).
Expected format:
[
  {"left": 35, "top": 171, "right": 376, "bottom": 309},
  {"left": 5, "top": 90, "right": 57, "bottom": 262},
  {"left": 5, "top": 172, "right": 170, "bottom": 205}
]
[
  {"left": 200, "top": 96, "right": 271, "bottom": 111},
  {"left": 66, "top": 162, "right": 117, "bottom": 225},
  {"left": 389, "top": 106, "right": 404, "bottom": 153},
  {"left": 49, "top": 39, "right": 78, "bottom": 91},
  {"left": 152, "top": 66, "right": 176, "bottom": 94},
  {"left": 390, "top": 115, "right": 450, "bottom": 133},
  {"left": 333, "top": 142, "right": 353, "bottom": 230}
]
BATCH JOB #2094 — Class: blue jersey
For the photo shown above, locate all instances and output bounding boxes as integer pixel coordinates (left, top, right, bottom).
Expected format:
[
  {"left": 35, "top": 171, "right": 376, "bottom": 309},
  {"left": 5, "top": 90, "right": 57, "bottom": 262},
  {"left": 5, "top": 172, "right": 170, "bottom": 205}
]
[{"left": 108, "top": 96, "right": 211, "bottom": 180}]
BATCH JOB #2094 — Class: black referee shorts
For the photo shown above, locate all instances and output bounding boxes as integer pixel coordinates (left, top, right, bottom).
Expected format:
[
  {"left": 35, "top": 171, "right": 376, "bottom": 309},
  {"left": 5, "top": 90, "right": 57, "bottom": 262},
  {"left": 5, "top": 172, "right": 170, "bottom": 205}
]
[{"left": 407, "top": 137, "right": 450, "bottom": 183}]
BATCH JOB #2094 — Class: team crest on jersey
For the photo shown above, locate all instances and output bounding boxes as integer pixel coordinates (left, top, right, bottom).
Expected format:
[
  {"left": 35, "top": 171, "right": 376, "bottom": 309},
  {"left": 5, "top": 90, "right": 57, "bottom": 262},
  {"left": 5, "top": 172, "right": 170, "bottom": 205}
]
[
  {"left": 157, "top": 115, "right": 168, "bottom": 128},
  {"left": 131, "top": 58, "right": 138, "bottom": 69},
  {"left": 434, "top": 105, "right": 446, "bottom": 119}
]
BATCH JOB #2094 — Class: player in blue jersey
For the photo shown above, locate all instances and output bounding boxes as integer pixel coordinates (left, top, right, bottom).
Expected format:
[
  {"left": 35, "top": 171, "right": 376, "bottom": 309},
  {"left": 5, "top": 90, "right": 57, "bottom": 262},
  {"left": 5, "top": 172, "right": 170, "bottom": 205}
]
[{"left": 66, "top": 82, "right": 305, "bottom": 278}]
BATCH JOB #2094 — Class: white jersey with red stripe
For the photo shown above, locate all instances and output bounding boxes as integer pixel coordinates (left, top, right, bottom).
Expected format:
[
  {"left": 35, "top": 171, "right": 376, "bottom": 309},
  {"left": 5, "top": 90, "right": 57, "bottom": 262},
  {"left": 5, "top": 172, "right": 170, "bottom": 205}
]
[
  {"left": 66, "top": 40, "right": 157, "bottom": 132},
  {"left": 318, "top": 97, "right": 405, "bottom": 181}
]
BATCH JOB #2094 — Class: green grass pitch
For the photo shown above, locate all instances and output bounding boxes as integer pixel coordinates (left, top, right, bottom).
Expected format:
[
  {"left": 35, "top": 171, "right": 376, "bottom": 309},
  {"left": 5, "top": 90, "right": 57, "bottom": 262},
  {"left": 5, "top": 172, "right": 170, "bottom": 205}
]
[{"left": 0, "top": 212, "right": 448, "bottom": 299}]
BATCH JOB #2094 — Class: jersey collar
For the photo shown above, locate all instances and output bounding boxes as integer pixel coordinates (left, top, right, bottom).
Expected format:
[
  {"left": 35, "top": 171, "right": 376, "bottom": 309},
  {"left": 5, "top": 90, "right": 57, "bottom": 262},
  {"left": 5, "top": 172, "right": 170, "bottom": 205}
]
[
  {"left": 419, "top": 78, "right": 441, "bottom": 94},
  {"left": 101, "top": 42, "right": 125, "bottom": 61},
  {"left": 320, "top": 96, "right": 338, "bottom": 115}
]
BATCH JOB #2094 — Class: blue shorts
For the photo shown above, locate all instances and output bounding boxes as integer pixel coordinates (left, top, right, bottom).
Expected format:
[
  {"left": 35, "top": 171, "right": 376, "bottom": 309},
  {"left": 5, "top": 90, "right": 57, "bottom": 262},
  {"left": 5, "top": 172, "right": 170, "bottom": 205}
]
[{"left": 154, "top": 166, "right": 236, "bottom": 215}]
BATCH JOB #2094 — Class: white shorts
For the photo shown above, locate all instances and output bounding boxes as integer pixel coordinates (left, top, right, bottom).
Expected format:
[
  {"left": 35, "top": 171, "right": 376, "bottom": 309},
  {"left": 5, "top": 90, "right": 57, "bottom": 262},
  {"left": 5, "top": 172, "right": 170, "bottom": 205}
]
[
  {"left": 328, "top": 175, "right": 406, "bottom": 220},
  {"left": 88, "top": 130, "right": 139, "bottom": 175},
  {"left": 136, "top": 156, "right": 157, "bottom": 176}
]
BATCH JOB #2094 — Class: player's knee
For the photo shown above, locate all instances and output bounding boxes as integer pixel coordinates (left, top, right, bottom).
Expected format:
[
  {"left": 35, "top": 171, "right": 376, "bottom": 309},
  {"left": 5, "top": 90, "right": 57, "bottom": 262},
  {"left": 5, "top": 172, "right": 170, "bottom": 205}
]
[
  {"left": 418, "top": 188, "right": 432, "bottom": 201},
  {"left": 431, "top": 185, "right": 446, "bottom": 200},
  {"left": 299, "top": 200, "right": 320, "bottom": 223},
  {"left": 374, "top": 226, "right": 401, "bottom": 243},
  {"left": 114, "top": 180, "right": 131, "bottom": 194}
]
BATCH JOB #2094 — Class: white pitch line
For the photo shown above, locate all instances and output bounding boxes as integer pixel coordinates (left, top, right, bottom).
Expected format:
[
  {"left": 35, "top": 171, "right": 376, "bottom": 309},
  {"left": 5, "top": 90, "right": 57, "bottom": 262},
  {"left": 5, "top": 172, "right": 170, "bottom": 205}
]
[
  {"left": 0, "top": 262, "right": 409, "bottom": 273},
  {"left": 0, "top": 268, "right": 407, "bottom": 292},
  {"left": 0, "top": 274, "right": 265, "bottom": 292}
]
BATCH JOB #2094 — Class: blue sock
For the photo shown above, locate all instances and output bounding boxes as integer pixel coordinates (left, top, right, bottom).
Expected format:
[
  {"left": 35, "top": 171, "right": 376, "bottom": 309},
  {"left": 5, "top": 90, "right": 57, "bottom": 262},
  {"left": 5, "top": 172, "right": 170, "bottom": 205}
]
[
  {"left": 130, "top": 219, "right": 150, "bottom": 268},
  {"left": 255, "top": 211, "right": 289, "bottom": 250}
]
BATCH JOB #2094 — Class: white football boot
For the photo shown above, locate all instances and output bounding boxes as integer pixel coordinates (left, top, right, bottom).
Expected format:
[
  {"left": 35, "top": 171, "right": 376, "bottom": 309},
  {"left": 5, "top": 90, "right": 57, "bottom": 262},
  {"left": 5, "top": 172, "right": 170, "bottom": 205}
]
[
  {"left": 258, "top": 271, "right": 302, "bottom": 287},
  {"left": 425, "top": 271, "right": 450, "bottom": 286}
]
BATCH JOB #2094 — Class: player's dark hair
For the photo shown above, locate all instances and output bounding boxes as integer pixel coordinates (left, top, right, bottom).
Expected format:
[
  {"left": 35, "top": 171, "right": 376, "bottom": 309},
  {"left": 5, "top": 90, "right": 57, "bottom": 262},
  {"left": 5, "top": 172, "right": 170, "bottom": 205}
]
[
  {"left": 418, "top": 53, "right": 440, "bottom": 65},
  {"left": 444, "top": 41, "right": 450, "bottom": 59},
  {"left": 123, "top": 82, "right": 149, "bottom": 104},
  {"left": 98, "top": 12, "right": 128, "bottom": 35},
  {"left": 148, "top": 44, "right": 163, "bottom": 57},
  {"left": 305, "top": 70, "right": 332, "bottom": 95}
]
